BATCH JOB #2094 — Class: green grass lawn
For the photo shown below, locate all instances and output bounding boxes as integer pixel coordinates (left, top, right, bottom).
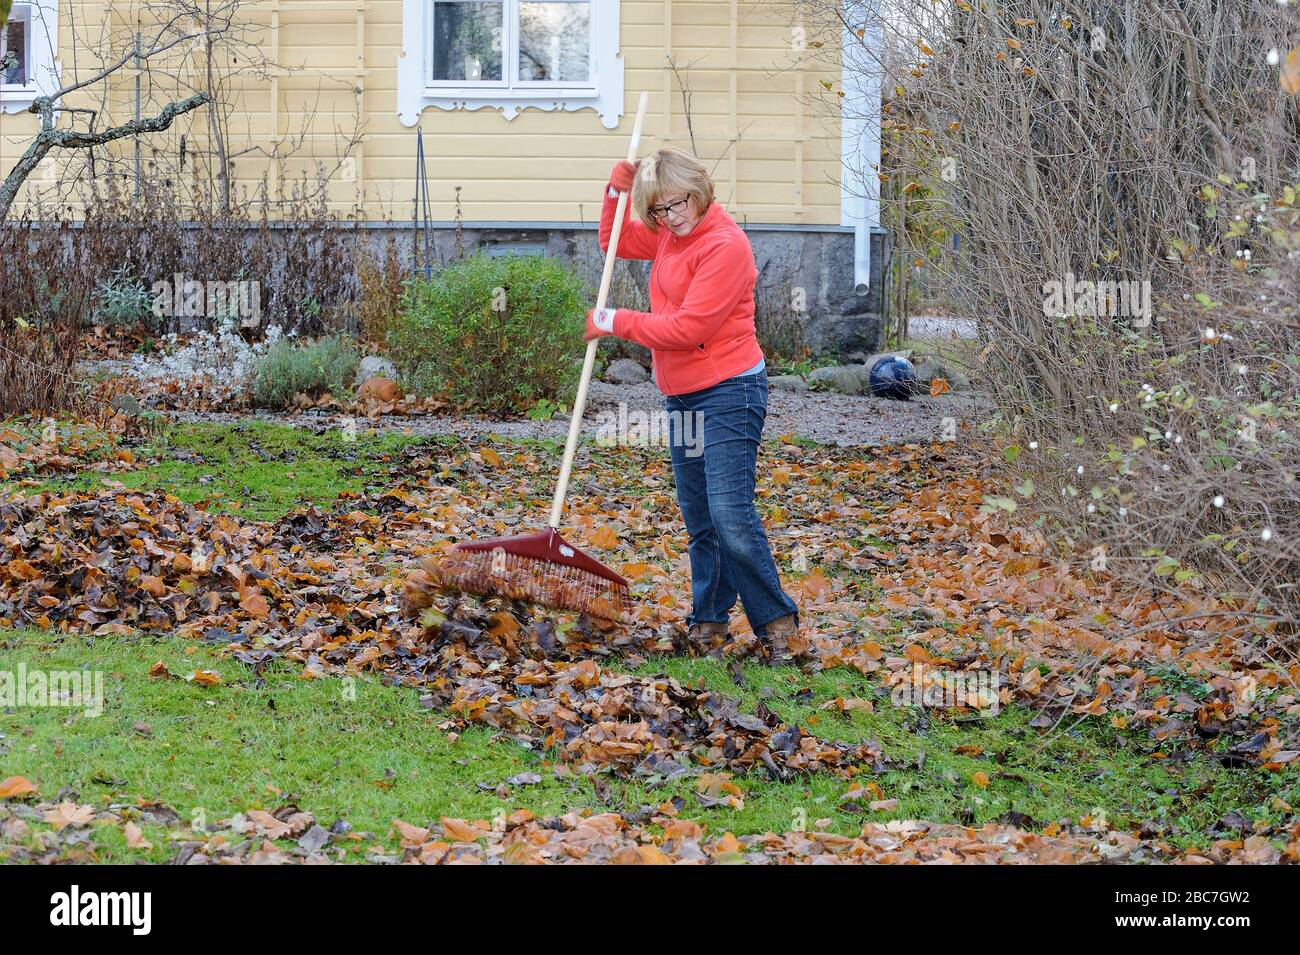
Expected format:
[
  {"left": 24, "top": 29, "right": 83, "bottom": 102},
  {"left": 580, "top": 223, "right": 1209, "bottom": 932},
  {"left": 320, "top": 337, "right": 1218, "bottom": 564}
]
[
  {"left": 3, "top": 421, "right": 439, "bottom": 521},
  {"left": 2, "top": 420, "right": 1296, "bottom": 862},
  {"left": 3, "top": 626, "right": 1294, "bottom": 862},
  {"left": 2, "top": 627, "right": 594, "bottom": 862}
]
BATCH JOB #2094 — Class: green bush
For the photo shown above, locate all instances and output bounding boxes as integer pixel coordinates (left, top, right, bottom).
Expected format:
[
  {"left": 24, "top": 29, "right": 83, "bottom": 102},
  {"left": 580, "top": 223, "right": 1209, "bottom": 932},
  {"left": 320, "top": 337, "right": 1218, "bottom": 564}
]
[
  {"left": 252, "top": 335, "right": 360, "bottom": 409},
  {"left": 92, "top": 265, "right": 157, "bottom": 330},
  {"left": 389, "top": 253, "right": 586, "bottom": 413}
]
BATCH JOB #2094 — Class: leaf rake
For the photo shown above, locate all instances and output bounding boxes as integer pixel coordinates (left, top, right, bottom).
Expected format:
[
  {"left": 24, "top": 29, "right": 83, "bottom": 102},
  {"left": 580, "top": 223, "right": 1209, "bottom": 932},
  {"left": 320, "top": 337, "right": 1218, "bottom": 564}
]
[{"left": 429, "top": 92, "right": 651, "bottom": 624}]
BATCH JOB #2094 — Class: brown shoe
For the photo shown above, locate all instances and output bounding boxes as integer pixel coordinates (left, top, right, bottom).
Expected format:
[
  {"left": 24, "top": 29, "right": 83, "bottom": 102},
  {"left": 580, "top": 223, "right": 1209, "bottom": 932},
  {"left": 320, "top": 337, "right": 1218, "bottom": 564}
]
[
  {"left": 760, "top": 614, "right": 801, "bottom": 665},
  {"left": 686, "top": 620, "right": 730, "bottom": 653}
]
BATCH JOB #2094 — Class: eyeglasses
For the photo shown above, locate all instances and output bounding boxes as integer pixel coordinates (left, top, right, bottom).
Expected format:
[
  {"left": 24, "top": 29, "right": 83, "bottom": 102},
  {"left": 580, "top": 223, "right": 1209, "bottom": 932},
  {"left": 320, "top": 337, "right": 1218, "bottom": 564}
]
[{"left": 647, "top": 196, "right": 690, "bottom": 220}]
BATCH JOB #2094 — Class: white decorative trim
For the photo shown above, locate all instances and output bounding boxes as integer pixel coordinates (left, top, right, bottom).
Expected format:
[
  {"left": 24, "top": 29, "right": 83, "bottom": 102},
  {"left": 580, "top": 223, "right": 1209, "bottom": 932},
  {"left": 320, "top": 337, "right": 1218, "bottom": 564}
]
[
  {"left": 839, "top": 11, "right": 881, "bottom": 230},
  {"left": 1, "top": 1, "right": 60, "bottom": 115},
  {"left": 398, "top": 0, "right": 623, "bottom": 128}
]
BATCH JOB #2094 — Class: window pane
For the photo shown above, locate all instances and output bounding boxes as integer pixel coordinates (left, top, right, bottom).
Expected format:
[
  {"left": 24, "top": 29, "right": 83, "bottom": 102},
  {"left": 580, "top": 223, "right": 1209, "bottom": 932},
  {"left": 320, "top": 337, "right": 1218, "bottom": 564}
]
[
  {"left": 2, "top": 19, "right": 28, "bottom": 85},
  {"left": 518, "top": 2, "right": 590, "bottom": 82},
  {"left": 431, "top": 1, "right": 503, "bottom": 82}
]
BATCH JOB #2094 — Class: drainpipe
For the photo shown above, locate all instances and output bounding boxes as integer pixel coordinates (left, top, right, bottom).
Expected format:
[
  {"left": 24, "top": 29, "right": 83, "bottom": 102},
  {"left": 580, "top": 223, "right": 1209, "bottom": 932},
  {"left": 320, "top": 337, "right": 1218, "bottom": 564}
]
[
  {"left": 853, "top": 192, "right": 871, "bottom": 296},
  {"left": 840, "top": 4, "right": 882, "bottom": 296}
]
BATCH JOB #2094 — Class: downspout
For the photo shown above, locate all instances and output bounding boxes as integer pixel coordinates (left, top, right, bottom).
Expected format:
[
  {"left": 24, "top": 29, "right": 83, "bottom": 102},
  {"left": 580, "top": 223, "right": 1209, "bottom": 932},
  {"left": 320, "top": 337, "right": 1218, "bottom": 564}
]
[
  {"left": 853, "top": 191, "right": 870, "bottom": 296},
  {"left": 840, "top": 4, "right": 882, "bottom": 296}
]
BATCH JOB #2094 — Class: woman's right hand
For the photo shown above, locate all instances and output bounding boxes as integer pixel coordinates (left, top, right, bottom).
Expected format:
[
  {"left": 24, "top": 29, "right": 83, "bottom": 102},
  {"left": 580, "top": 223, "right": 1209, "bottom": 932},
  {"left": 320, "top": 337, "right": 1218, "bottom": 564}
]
[{"left": 609, "top": 160, "right": 640, "bottom": 194}]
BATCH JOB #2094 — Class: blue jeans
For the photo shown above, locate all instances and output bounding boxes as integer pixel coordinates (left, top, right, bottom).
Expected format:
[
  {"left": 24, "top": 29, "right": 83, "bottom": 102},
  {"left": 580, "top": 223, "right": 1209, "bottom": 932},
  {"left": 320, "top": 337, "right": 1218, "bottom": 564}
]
[{"left": 665, "top": 368, "right": 799, "bottom": 635}]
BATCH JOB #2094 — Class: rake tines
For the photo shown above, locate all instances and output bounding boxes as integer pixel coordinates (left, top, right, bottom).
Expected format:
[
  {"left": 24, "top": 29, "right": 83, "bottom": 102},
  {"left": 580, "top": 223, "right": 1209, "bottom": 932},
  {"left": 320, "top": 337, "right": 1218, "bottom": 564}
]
[{"left": 429, "top": 529, "right": 631, "bottom": 623}]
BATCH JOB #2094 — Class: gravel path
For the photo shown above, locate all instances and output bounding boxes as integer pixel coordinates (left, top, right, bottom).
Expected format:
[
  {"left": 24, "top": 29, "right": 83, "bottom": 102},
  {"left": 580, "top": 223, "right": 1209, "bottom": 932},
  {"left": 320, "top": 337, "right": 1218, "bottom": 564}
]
[
  {"left": 907, "top": 313, "right": 978, "bottom": 340},
  {"left": 166, "top": 379, "right": 991, "bottom": 448}
]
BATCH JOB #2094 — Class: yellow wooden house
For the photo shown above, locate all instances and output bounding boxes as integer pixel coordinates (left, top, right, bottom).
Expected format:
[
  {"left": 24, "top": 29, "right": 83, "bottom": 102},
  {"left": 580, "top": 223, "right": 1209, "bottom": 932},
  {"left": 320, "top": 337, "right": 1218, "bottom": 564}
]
[{"left": 1, "top": 0, "right": 884, "bottom": 351}]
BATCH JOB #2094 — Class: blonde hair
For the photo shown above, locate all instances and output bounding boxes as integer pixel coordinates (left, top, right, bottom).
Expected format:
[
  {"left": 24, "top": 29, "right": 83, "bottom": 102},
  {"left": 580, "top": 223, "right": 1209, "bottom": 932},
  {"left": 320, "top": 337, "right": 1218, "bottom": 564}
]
[{"left": 631, "top": 147, "right": 715, "bottom": 233}]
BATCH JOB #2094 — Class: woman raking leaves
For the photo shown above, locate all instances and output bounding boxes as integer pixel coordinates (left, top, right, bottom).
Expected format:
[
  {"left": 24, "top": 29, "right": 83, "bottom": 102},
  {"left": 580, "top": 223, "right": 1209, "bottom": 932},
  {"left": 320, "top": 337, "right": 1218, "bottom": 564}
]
[{"left": 585, "top": 148, "right": 804, "bottom": 665}]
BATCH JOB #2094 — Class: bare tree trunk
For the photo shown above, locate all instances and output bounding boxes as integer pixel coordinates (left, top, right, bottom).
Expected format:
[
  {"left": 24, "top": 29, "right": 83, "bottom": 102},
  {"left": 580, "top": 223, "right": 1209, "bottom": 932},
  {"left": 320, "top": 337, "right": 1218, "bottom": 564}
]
[{"left": 205, "top": 0, "right": 231, "bottom": 212}]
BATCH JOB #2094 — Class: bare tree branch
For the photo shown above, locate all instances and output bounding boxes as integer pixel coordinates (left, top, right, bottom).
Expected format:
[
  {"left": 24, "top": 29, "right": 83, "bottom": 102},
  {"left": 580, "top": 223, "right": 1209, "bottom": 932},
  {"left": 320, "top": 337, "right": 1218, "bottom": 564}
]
[{"left": 1, "top": 93, "right": 210, "bottom": 219}]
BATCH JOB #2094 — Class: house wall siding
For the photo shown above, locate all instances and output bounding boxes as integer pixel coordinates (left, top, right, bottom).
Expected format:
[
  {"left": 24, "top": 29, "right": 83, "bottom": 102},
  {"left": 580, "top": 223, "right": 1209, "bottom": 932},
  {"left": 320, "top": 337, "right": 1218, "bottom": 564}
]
[{"left": 0, "top": 0, "right": 854, "bottom": 227}]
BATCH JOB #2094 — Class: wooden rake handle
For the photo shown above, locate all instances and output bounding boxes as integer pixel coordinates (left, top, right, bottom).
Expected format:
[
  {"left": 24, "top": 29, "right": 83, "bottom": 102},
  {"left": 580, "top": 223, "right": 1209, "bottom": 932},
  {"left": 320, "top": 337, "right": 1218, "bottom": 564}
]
[{"left": 548, "top": 90, "right": 650, "bottom": 529}]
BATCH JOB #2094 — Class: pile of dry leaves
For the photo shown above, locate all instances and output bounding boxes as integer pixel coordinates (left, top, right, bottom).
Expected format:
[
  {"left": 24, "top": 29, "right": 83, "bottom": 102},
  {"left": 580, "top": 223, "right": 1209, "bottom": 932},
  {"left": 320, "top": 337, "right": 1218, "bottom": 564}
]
[
  {"left": 1, "top": 436, "right": 1297, "bottom": 863},
  {"left": 5, "top": 789, "right": 1295, "bottom": 864},
  {"left": 0, "top": 419, "right": 142, "bottom": 483}
]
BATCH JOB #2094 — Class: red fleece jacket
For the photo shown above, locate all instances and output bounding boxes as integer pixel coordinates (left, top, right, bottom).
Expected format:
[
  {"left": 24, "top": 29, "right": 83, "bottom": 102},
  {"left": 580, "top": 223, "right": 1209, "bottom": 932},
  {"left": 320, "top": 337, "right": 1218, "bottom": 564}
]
[{"left": 599, "top": 181, "right": 764, "bottom": 396}]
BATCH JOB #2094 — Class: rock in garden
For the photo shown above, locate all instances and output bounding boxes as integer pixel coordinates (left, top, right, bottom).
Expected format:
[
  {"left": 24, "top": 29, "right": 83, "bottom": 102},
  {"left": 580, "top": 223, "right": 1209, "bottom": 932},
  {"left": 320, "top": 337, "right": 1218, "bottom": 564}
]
[
  {"left": 944, "top": 369, "right": 971, "bottom": 392},
  {"left": 356, "top": 356, "right": 398, "bottom": 385},
  {"left": 912, "top": 358, "right": 971, "bottom": 393},
  {"left": 110, "top": 394, "right": 142, "bottom": 416},
  {"left": 864, "top": 349, "right": 914, "bottom": 370},
  {"left": 911, "top": 358, "right": 941, "bottom": 382},
  {"left": 768, "top": 374, "right": 810, "bottom": 392},
  {"left": 808, "top": 364, "right": 871, "bottom": 395},
  {"left": 604, "top": 358, "right": 649, "bottom": 385}
]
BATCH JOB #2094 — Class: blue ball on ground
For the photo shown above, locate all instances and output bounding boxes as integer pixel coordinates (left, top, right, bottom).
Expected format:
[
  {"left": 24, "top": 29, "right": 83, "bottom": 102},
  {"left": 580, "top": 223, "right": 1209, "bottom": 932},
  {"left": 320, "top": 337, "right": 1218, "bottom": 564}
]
[{"left": 868, "top": 355, "right": 919, "bottom": 400}]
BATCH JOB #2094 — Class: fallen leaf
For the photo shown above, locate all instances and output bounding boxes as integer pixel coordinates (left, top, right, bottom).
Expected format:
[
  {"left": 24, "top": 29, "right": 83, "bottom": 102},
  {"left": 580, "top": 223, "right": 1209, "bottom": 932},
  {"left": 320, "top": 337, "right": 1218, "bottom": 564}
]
[
  {"left": 392, "top": 819, "right": 430, "bottom": 847},
  {"left": 245, "top": 809, "right": 291, "bottom": 839},
  {"left": 44, "top": 802, "right": 96, "bottom": 830},
  {"left": 1282, "top": 48, "right": 1300, "bottom": 97},
  {"left": 441, "top": 817, "right": 482, "bottom": 842},
  {"left": 0, "top": 776, "right": 37, "bottom": 799},
  {"left": 124, "top": 821, "right": 153, "bottom": 850}
]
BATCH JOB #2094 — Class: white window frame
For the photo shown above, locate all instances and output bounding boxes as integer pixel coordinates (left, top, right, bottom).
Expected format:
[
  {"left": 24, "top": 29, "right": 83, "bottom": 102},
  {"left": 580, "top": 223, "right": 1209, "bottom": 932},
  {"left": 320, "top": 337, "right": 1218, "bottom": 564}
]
[
  {"left": 0, "top": 9, "right": 31, "bottom": 86},
  {"left": 398, "top": 0, "right": 623, "bottom": 128},
  {"left": 1, "top": 0, "right": 60, "bottom": 115}
]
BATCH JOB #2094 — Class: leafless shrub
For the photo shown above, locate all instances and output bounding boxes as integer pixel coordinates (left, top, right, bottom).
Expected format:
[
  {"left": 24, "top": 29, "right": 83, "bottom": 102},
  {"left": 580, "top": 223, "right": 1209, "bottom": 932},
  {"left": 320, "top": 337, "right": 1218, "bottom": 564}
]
[
  {"left": 16, "top": 169, "right": 367, "bottom": 339},
  {"left": 0, "top": 220, "right": 92, "bottom": 416},
  {"left": 356, "top": 234, "right": 409, "bottom": 347},
  {"left": 811, "top": 0, "right": 1300, "bottom": 648},
  {"left": 754, "top": 266, "right": 808, "bottom": 362}
]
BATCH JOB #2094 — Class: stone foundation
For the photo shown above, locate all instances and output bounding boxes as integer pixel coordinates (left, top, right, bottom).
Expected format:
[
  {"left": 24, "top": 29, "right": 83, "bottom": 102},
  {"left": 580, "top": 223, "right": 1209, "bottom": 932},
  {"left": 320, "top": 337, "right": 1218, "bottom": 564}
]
[{"left": 373, "top": 221, "right": 886, "bottom": 359}]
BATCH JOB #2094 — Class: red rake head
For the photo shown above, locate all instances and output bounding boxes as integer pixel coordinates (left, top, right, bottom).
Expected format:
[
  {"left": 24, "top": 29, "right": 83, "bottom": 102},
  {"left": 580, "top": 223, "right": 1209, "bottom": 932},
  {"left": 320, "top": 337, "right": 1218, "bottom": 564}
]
[{"left": 432, "top": 528, "right": 631, "bottom": 623}]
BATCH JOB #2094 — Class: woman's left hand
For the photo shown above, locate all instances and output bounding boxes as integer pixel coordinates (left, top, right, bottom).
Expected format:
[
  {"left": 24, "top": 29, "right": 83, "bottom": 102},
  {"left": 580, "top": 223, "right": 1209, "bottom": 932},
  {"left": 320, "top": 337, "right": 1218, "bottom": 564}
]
[{"left": 585, "top": 306, "right": 618, "bottom": 342}]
